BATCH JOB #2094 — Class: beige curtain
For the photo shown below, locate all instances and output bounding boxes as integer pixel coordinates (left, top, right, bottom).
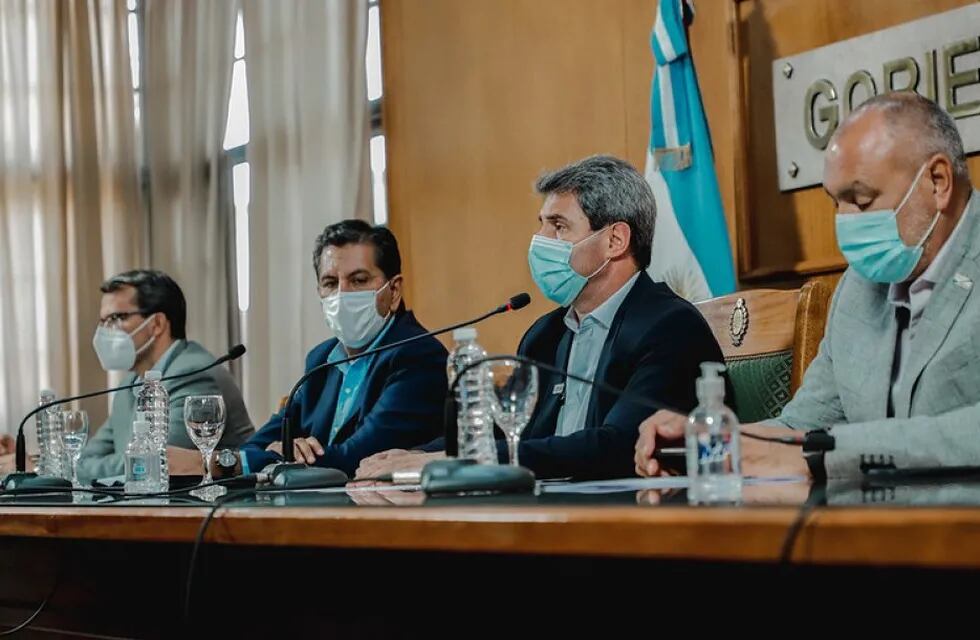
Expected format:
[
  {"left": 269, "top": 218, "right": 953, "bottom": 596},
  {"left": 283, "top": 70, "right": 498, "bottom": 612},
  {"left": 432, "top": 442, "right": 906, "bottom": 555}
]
[
  {"left": 143, "top": 0, "right": 239, "bottom": 357},
  {"left": 241, "top": 0, "right": 371, "bottom": 418},
  {"left": 0, "top": 0, "right": 142, "bottom": 433}
]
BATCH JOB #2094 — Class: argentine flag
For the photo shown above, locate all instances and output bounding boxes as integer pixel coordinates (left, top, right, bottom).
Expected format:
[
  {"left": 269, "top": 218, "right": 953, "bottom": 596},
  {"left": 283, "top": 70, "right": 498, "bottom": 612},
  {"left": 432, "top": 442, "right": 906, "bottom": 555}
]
[{"left": 645, "top": 0, "right": 736, "bottom": 302}]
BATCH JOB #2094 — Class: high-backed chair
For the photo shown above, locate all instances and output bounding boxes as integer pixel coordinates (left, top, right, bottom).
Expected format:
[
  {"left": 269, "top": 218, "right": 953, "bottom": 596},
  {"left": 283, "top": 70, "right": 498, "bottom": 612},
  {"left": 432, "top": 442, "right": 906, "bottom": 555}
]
[{"left": 694, "top": 277, "right": 835, "bottom": 423}]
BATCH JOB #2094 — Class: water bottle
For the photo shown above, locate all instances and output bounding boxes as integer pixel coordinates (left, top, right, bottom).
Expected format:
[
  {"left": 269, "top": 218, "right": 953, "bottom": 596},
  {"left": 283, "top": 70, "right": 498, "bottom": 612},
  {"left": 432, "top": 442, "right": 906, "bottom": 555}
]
[
  {"left": 125, "top": 416, "right": 161, "bottom": 494},
  {"left": 36, "top": 389, "right": 69, "bottom": 479},
  {"left": 136, "top": 370, "right": 170, "bottom": 492},
  {"left": 447, "top": 327, "right": 497, "bottom": 465},
  {"left": 685, "top": 362, "right": 741, "bottom": 504}
]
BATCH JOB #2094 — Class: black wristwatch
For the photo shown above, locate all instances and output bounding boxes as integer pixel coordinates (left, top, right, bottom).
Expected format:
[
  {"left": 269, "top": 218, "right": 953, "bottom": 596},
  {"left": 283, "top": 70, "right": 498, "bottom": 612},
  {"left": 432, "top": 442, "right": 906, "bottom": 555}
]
[
  {"left": 216, "top": 449, "right": 239, "bottom": 474},
  {"left": 802, "top": 429, "right": 836, "bottom": 482}
]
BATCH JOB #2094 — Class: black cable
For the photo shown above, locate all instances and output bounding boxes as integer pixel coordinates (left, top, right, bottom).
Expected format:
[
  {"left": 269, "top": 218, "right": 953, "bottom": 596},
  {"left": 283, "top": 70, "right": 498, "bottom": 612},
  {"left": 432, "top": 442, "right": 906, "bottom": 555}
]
[
  {"left": 0, "top": 560, "right": 59, "bottom": 636},
  {"left": 183, "top": 487, "right": 260, "bottom": 622},
  {"left": 0, "top": 595, "right": 50, "bottom": 636},
  {"left": 779, "top": 485, "right": 825, "bottom": 564}
]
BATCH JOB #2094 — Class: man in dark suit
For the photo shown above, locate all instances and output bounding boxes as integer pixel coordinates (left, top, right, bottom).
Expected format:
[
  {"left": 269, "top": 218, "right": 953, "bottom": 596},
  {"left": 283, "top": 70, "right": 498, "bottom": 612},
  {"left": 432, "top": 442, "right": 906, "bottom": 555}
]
[
  {"left": 356, "top": 155, "right": 728, "bottom": 480},
  {"left": 215, "top": 220, "right": 448, "bottom": 478}
]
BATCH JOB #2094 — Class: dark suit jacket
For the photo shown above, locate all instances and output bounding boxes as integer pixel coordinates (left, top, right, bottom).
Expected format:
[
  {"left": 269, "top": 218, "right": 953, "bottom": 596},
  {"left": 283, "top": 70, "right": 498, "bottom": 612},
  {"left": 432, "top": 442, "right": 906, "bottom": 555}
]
[
  {"left": 242, "top": 310, "right": 448, "bottom": 476},
  {"left": 510, "top": 272, "right": 732, "bottom": 479}
]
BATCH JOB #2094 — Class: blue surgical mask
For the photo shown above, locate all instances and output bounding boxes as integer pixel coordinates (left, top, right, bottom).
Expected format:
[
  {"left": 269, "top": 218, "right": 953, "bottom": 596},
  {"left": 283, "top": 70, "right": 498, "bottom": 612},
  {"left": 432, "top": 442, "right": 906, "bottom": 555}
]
[
  {"left": 528, "top": 228, "right": 609, "bottom": 306},
  {"left": 835, "top": 162, "right": 941, "bottom": 284}
]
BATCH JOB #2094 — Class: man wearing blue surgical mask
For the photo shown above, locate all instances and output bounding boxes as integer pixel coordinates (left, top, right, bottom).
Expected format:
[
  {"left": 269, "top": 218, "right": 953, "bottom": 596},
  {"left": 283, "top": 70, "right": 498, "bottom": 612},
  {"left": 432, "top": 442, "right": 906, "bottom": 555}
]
[
  {"left": 636, "top": 91, "right": 980, "bottom": 481},
  {"left": 76, "top": 270, "right": 254, "bottom": 483},
  {"left": 220, "top": 220, "right": 448, "bottom": 478},
  {"left": 358, "top": 155, "right": 730, "bottom": 480}
]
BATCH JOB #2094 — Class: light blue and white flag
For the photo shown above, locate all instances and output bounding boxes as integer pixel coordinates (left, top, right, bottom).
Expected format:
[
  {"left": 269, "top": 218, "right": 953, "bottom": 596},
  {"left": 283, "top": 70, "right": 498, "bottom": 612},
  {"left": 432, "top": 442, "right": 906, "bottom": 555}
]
[{"left": 645, "top": 0, "right": 736, "bottom": 301}]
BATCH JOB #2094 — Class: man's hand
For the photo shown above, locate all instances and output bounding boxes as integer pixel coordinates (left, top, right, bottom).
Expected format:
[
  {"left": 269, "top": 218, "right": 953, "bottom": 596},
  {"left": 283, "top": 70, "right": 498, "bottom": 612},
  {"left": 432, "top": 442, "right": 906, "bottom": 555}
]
[
  {"left": 634, "top": 410, "right": 687, "bottom": 477},
  {"left": 0, "top": 434, "right": 14, "bottom": 456},
  {"left": 0, "top": 452, "right": 13, "bottom": 476},
  {"left": 740, "top": 424, "right": 809, "bottom": 478},
  {"left": 636, "top": 413, "right": 810, "bottom": 479},
  {"left": 265, "top": 437, "right": 324, "bottom": 464},
  {"left": 352, "top": 449, "right": 445, "bottom": 484},
  {"left": 167, "top": 446, "right": 205, "bottom": 476}
]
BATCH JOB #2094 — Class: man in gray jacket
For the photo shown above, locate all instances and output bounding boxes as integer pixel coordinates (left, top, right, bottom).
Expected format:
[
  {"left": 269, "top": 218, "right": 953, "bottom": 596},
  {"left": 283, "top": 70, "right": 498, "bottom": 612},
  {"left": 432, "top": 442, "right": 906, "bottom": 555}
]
[
  {"left": 77, "top": 270, "right": 253, "bottom": 483},
  {"left": 635, "top": 91, "right": 979, "bottom": 480}
]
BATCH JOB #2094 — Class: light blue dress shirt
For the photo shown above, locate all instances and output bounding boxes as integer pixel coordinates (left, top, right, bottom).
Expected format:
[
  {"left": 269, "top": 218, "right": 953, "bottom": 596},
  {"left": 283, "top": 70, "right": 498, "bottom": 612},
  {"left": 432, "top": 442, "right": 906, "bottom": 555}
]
[
  {"left": 555, "top": 272, "right": 640, "bottom": 437},
  {"left": 240, "top": 317, "right": 395, "bottom": 474}
]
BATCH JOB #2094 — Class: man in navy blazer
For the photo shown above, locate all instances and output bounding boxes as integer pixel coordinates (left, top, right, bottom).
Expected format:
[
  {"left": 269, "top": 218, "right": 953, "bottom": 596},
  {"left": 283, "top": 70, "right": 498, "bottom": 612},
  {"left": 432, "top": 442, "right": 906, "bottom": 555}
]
[
  {"left": 356, "top": 155, "right": 729, "bottom": 480},
  {"left": 214, "top": 220, "right": 447, "bottom": 478}
]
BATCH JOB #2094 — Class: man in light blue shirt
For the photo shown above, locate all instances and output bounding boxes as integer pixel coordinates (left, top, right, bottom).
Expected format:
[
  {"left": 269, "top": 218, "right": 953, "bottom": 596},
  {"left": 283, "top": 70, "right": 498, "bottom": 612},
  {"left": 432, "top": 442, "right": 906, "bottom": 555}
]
[
  {"left": 557, "top": 272, "right": 640, "bottom": 436},
  {"left": 221, "top": 220, "right": 448, "bottom": 479}
]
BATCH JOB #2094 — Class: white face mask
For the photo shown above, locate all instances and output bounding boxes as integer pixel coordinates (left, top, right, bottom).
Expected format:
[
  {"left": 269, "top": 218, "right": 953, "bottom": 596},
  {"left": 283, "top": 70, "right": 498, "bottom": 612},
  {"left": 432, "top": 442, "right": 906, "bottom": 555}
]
[
  {"left": 92, "top": 315, "right": 156, "bottom": 371},
  {"left": 321, "top": 281, "right": 391, "bottom": 349}
]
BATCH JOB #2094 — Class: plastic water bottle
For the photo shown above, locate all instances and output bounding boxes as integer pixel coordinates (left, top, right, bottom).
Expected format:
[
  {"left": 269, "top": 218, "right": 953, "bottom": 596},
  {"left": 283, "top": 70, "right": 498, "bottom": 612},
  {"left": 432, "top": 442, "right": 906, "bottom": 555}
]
[
  {"left": 447, "top": 327, "right": 497, "bottom": 465},
  {"left": 125, "top": 416, "right": 161, "bottom": 494},
  {"left": 36, "top": 389, "right": 69, "bottom": 479},
  {"left": 136, "top": 371, "right": 170, "bottom": 492},
  {"left": 685, "top": 362, "right": 742, "bottom": 504}
]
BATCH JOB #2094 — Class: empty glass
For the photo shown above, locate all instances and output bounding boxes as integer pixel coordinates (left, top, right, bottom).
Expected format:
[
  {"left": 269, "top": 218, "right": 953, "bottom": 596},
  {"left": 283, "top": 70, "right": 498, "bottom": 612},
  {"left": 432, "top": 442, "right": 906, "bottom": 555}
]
[
  {"left": 183, "top": 395, "right": 226, "bottom": 501},
  {"left": 486, "top": 359, "right": 538, "bottom": 467},
  {"left": 61, "top": 410, "right": 89, "bottom": 487}
]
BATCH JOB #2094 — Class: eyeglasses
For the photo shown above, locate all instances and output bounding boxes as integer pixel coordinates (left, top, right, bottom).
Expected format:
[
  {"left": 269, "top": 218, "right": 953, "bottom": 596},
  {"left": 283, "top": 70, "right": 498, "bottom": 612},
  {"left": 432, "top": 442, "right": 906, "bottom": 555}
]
[{"left": 97, "top": 309, "right": 150, "bottom": 329}]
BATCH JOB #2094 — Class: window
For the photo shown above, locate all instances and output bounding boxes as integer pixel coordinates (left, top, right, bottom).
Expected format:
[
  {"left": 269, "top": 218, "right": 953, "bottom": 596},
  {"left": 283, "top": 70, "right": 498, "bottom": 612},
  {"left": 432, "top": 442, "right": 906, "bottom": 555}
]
[
  {"left": 224, "top": 10, "right": 250, "bottom": 313},
  {"left": 367, "top": 0, "right": 388, "bottom": 225},
  {"left": 127, "top": 0, "right": 142, "bottom": 142}
]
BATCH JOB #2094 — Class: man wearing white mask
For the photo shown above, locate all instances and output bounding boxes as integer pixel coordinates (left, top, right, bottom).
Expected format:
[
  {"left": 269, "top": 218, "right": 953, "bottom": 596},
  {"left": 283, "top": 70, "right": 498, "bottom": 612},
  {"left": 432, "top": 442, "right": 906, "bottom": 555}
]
[
  {"left": 635, "top": 91, "right": 980, "bottom": 481},
  {"left": 76, "top": 270, "right": 254, "bottom": 483},
  {"left": 221, "top": 220, "right": 448, "bottom": 478}
]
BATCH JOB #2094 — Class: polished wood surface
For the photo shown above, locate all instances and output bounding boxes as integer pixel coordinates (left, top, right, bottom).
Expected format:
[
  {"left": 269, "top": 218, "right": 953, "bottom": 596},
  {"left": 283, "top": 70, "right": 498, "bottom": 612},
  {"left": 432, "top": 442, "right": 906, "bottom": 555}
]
[{"left": 3, "top": 501, "right": 980, "bottom": 567}]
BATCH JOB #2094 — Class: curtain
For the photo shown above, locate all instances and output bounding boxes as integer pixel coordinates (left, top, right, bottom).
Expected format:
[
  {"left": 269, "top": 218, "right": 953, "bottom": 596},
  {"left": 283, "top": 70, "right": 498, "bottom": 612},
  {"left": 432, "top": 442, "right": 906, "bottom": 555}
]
[
  {"left": 241, "top": 0, "right": 371, "bottom": 419},
  {"left": 143, "top": 0, "right": 239, "bottom": 358},
  {"left": 0, "top": 0, "right": 142, "bottom": 434}
]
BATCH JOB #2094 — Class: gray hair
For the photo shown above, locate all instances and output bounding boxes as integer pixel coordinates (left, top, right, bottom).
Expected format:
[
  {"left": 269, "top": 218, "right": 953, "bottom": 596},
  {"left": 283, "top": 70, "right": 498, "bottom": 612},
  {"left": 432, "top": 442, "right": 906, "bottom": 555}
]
[
  {"left": 842, "top": 91, "right": 969, "bottom": 180},
  {"left": 534, "top": 155, "right": 656, "bottom": 269}
]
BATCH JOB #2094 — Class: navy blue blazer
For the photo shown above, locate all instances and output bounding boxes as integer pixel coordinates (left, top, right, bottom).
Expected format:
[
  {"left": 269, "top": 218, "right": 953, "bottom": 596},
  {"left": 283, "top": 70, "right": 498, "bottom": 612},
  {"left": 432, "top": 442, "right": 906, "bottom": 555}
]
[
  {"left": 242, "top": 310, "right": 448, "bottom": 476},
  {"left": 509, "top": 272, "right": 732, "bottom": 479}
]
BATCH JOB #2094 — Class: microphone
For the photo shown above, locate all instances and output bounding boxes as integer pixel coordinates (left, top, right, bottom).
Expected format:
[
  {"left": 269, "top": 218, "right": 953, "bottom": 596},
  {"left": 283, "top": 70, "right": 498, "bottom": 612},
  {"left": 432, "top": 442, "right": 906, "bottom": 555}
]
[
  {"left": 272, "top": 294, "right": 532, "bottom": 487},
  {"left": 8, "top": 344, "right": 247, "bottom": 487}
]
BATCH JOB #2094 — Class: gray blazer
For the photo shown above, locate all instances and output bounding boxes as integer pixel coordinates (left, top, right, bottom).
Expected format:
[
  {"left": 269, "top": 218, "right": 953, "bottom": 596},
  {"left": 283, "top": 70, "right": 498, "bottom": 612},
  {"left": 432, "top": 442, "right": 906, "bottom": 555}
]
[
  {"left": 775, "top": 190, "right": 980, "bottom": 478},
  {"left": 77, "top": 340, "right": 254, "bottom": 482}
]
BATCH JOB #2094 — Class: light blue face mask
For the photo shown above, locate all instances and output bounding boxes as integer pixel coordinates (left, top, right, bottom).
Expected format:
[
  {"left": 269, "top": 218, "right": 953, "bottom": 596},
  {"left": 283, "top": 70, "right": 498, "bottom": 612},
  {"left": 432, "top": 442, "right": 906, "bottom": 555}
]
[
  {"left": 835, "top": 162, "right": 941, "bottom": 284},
  {"left": 528, "top": 228, "right": 609, "bottom": 306}
]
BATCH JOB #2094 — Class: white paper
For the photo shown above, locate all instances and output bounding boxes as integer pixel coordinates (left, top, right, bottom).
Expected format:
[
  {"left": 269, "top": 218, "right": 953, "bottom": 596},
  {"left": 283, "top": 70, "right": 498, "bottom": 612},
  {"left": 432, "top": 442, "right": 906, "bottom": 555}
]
[{"left": 539, "top": 476, "right": 808, "bottom": 495}]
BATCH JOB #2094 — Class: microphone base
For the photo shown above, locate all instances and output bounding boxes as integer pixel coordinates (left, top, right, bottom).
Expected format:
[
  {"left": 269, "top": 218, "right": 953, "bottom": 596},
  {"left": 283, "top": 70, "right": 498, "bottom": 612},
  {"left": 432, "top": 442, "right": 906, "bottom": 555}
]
[
  {"left": 421, "top": 459, "right": 536, "bottom": 496},
  {"left": 270, "top": 464, "right": 349, "bottom": 489},
  {"left": 3, "top": 473, "right": 73, "bottom": 492}
]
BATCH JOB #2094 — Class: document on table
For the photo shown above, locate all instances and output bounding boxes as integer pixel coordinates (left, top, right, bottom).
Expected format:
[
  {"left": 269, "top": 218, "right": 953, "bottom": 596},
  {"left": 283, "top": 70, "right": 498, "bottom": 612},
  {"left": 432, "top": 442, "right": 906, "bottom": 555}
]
[{"left": 539, "top": 476, "right": 808, "bottom": 494}]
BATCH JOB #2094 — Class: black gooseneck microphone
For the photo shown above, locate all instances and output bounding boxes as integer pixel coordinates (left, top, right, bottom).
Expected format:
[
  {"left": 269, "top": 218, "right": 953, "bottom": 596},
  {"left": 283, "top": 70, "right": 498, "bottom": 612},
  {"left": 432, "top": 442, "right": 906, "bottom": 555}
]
[
  {"left": 9, "top": 344, "right": 247, "bottom": 485},
  {"left": 271, "top": 293, "right": 532, "bottom": 488}
]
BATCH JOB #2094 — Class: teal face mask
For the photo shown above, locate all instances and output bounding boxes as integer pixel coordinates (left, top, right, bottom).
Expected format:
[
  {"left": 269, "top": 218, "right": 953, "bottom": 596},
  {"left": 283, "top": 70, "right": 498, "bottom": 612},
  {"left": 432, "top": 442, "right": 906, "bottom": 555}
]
[
  {"left": 835, "top": 162, "right": 941, "bottom": 284},
  {"left": 528, "top": 228, "right": 609, "bottom": 306}
]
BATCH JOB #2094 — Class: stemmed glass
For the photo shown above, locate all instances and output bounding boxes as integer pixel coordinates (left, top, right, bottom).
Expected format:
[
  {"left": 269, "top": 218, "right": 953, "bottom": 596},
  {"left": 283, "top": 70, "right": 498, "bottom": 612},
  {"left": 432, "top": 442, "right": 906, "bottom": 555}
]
[
  {"left": 184, "top": 395, "right": 226, "bottom": 501},
  {"left": 486, "top": 359, "right": 538, "bottom": 467},
  {"left": 61, "top": 410, "right": 89, "bottom": 488}
]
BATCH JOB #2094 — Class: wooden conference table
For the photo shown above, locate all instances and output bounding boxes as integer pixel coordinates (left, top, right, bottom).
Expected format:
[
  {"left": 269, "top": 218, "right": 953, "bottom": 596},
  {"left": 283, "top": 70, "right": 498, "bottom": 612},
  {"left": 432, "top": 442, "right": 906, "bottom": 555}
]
[{"left": 1, "top": 476, "right": 979, "bottom": 637}]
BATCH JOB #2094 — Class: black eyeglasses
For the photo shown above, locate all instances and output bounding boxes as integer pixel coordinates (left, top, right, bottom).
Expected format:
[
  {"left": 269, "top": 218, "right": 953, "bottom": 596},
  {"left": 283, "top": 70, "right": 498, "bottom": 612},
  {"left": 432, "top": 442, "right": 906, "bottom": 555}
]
[{"left": 97, "top": 309, "right": 151, "bottom": 328}]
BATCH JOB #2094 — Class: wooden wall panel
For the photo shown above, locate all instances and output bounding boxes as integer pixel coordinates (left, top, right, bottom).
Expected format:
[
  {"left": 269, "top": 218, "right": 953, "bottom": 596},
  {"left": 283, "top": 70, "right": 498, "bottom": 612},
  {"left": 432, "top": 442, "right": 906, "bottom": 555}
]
[{"left": 381, "top": 0, "right": 655, "bottom": 354}]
